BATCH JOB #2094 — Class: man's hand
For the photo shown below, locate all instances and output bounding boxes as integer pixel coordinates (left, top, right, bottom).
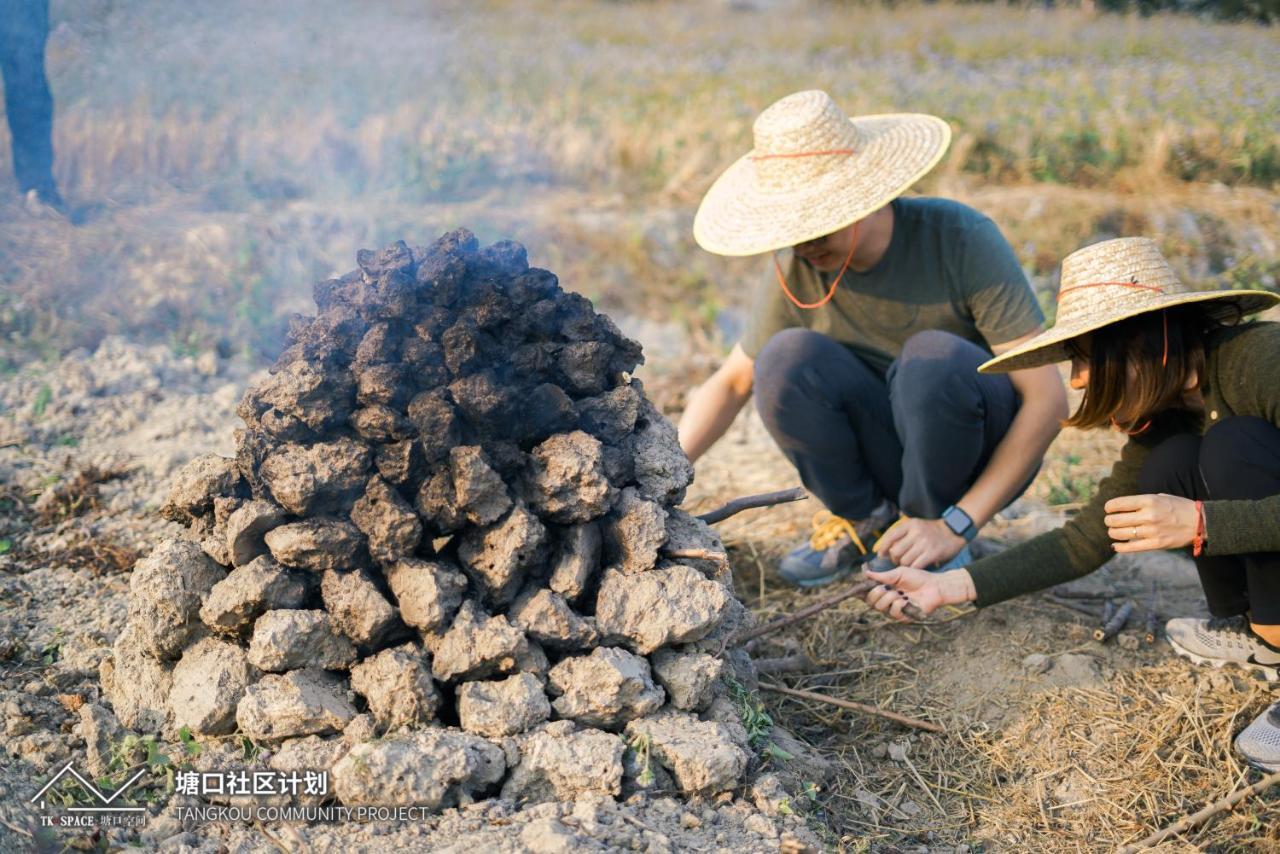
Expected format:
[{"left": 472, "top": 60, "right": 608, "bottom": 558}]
[
  {"left": 874, "top": 517, "right": 966, "bottom": 569},
  {"left": 861, "top": 567, "right": 976, "bottom": 621},
  {"left": 1105, "top": 493, "right": 1199, "bottom": 553}
]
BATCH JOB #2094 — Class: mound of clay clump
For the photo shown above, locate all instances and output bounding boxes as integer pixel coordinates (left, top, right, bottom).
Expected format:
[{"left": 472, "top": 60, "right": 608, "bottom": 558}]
[{"left": 101, "top": 229, "right": 762, "bottom": 809}]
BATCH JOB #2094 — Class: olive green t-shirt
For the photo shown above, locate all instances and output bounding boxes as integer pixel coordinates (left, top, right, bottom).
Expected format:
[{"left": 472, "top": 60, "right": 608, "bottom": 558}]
[{"left": 740, "top": 197, "right": 1043, "bottom": 376}]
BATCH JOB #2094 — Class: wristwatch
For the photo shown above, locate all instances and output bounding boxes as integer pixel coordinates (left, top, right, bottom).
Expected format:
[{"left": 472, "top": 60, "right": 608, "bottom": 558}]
[{"left": 941, "top": 505, "right": 978, "bottom": 542}]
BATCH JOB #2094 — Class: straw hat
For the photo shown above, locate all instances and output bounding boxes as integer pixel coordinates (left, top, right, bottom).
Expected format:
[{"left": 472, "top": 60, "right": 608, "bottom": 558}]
[
  {"left": 693, "top": 90, "right": 951, "bottom": 257},
  {"left": 980, "top": 237, "right": 1280, "bottom": 374}
]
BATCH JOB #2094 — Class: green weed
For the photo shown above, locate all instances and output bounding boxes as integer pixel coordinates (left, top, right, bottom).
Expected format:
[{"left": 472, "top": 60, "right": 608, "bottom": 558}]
[
  {"left": 32, "top": 385, "right": 52, "bottom": 418},
  {"left": 727, "top": 677, "right": 774, "bottom": 748},
  {"left": 627, "top": 731, "right": 655, "bottom": 788},
  {"left": 178, "top": 726, "right": 203, "bottom": 758}
]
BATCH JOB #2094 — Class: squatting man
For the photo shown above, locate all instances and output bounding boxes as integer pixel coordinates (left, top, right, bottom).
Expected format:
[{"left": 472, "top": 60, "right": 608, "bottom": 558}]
[{"left": 678, "top": 89, "right": 1067, "bottom": 586}]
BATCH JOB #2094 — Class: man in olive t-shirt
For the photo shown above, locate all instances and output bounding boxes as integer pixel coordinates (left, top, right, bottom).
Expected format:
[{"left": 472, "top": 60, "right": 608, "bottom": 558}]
[
  {"left": 681, "top": 91, "right": 1068, "bottom": 587},
  {"left": 741, "top": 196, "right": 1043, "bottom": 372}
]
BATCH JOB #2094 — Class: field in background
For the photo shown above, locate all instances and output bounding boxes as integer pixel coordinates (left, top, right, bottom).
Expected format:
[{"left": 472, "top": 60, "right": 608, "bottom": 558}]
[{"left": 0, "top": 0, "right": 1277, "bottom": 370}]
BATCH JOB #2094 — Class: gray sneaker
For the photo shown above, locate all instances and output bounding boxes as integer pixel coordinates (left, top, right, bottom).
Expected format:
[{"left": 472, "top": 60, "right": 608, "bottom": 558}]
[
  {"left": 1166, "top": 615, "right": 1280, "bottom": 681},
  {"left": 779, "top": 505, "right": 898, "bottom": 588},
  {"left": 1235, "top": 701, "right": 1280, "bottom": 772}
]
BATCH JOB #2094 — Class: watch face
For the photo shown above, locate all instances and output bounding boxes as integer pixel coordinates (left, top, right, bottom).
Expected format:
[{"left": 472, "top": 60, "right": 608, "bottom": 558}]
[{"left": 943, "top": 506, "right": 969, "bottom": 535}]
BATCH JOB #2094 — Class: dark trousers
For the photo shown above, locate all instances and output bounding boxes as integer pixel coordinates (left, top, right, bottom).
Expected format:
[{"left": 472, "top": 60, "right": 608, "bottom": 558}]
[
  {"left": 0, "top": 0, "right": 56, "bottom": 197},
  {"left": 753, "top": 329, "right": 1024, "bottom": 521},
  {"left": 1138, "top": 416, "right": 1280, "bottom": 625}
]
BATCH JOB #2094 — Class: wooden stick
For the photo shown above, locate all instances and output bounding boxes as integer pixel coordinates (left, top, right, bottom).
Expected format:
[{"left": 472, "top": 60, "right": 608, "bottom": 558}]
[
  {"left": 696, "top": 487, "right": 808, "bottom": 525},
  {"left": 1118, "top": 769, "right": 1280, "bottom": 853},
  {"left": 1094, "top": 600, "right": 1134, "bottom": 642},
  {"left": 1144, "top": 612, "right": 1160, "bottom": 645},
  {"left": 1051, "top": 589, "right": 1113, "bottom": 600},
  {"left": 660, "top": 547, "right": 732, "bottom": 573},
  {"left": 724, "top": 578, "right": 927, "bottom": 650},
  {"left": 661, "top": 547, "right": 729, "bottom": 568},
  {"left": 760, "top": 682, "right": 945, "bottom": 734},
  {"left": 1144, "top": 581, "right": 1160, "bottom": 644},
  {"left": 753, "top": 653, "right": 812, "bottom": 675},
  {"left": 1045, "top": 595, "right": 1104, "bottom": 618}
]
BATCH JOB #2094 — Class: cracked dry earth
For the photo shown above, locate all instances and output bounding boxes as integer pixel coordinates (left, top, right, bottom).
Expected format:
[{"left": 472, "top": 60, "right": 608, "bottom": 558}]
[{"left": 0, "top": 327, "right": 825, "bottom": 852}]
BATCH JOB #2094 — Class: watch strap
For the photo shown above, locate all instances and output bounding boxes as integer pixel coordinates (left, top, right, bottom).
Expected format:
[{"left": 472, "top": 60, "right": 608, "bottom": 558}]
[{"left": 942, "top": 505, "right": 978, "bottom": 542}]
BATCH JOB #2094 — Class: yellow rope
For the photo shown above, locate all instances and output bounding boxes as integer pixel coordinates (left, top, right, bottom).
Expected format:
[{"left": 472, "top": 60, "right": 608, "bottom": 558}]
[
  {"left": 808, "top": 511, "right": 869, "bottom": 555},
  {"left": 808, "top": 510, "right": 905, "bottom": 557}
]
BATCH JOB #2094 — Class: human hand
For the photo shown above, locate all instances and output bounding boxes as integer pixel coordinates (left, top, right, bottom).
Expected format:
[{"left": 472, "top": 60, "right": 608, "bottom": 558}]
[
  {"left": 1103, "top": 493, "right": 1199, "bottom": 553},
  {"left": 861, "top": 567, "right": 977, "bottom": 621},
  {"left": 873, "top": 517, "right": 966, "bottom": 569}
]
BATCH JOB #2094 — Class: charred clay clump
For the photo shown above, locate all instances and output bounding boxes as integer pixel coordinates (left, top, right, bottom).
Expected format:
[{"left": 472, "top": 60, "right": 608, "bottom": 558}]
[{"left": 103, "top": 229, "right": 762, "bottom": 809}]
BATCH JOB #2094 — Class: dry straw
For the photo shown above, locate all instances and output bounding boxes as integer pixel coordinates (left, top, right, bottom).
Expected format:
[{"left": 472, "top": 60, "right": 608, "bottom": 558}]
[
  {"left": 969, "top": 661, "right": 1279, "bottom": 850},
  {"left": 981, "top": 237, "right": 1280, "bottom": 374},
  {"left": 693, "top": 90, "right": 950, "bottom": 257}
]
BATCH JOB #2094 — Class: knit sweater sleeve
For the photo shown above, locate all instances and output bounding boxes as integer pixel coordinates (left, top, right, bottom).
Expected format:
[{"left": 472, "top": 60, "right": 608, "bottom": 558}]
[
  {"left": 1200, "top": 323, "right": 1280, "bottom": 556},
  {"left": 967, "top": 438, "right": 1150, "bottom": 607}
]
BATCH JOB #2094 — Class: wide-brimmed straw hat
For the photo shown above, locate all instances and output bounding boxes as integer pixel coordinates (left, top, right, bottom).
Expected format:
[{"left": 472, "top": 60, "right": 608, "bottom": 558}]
[
  {"left": 693, "top": 90, "right": 951, "bottom": 257},
  {"left": 980, "top": 237, "right": 1280, "bottom": 374}
]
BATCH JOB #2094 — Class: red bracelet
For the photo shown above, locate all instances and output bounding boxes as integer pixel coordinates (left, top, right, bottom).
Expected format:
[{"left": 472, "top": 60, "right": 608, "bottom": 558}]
[{"left": 1192, "top": 500, "right": 1206, "bottom": 557}]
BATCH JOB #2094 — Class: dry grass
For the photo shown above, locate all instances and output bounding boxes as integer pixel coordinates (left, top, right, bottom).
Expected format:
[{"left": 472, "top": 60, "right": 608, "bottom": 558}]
[
  {"left": 684, "top": 405, "right": 1279, "bottom": 850},
  {"left": 2, "top": 1, "right": 1278, "bottom": 366},
  {"left": 28, "top": 1, "right": 1280, "bottom": 203},
  {"left": 971, "top": 662, "right": 1279, "bottom": 851}
]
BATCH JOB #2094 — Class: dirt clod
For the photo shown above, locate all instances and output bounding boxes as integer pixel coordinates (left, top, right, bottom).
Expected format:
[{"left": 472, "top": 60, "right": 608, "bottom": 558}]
[{"left": 100, "top": 232, "right": 760, "bottom": 823}]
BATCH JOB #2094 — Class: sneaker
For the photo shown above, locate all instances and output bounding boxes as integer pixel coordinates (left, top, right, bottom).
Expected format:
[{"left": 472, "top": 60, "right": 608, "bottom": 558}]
[
  {"left": 23, "top": 188, "right": 67, "bottom": 220},
  {"left": 862, "top": 543, "right": 973, "bottom": 575},
  {"left": 779, "top": 504, "right": 897, "bottom": 588},
  {"left": 934, "top": 543, "right": 972, "bottom": 573},
  {"left": 1234, "top": 701, "right": 1280, "bottom": 772},
  {"left": 1166, "top": 615, "right": 1280, "bottom": 681}
]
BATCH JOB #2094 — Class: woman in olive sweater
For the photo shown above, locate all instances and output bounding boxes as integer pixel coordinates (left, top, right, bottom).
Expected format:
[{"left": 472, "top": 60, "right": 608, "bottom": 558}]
[{"left": 862, "top": 237, "right": 1280, "bottom": 770}]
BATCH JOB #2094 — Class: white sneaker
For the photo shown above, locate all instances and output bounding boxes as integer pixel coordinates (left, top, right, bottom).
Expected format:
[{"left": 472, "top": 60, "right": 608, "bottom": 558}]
[
  {"left": 1235, "top": 701, "right": 1280, "bottom": 772},
  {"left": 1165, "top": 616, "right": 1280, "bottom": 681}
]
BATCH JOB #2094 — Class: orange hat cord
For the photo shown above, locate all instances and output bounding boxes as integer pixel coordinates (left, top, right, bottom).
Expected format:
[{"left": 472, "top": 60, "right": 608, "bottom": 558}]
[{"left": 772, "top": 220, "right": 860, "bottom": 310}]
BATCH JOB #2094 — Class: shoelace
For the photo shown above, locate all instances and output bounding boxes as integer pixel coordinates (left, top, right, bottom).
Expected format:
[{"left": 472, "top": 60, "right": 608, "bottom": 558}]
[
  {"left": 809, "top": 511, "right": 871, "bottom": 556},
  {"left": 808, "top": 511, "right": 902, "bottom": 557}
]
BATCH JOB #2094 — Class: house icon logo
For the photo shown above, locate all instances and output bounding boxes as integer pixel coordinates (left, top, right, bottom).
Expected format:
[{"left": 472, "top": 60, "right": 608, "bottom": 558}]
[{"left": 29, "top": 762, "right": 149, "bottom": 829}]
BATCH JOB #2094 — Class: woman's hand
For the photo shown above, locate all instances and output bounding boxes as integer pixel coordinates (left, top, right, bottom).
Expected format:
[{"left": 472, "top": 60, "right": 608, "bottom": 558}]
[
  {"left": 1104, "top": 493, "right": 1199, "bottom": 553},
  {"left": 861, "top": 567, "right": 977, "bottom": 621},
  {"left": 873, "top": 518, "right": 966, "bottom": 569}
]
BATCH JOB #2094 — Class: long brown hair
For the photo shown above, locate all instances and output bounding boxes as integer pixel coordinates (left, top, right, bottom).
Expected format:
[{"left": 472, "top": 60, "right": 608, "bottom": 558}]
[{"left": 1063, "top": 306, "right": 1216, "bottom": 432}]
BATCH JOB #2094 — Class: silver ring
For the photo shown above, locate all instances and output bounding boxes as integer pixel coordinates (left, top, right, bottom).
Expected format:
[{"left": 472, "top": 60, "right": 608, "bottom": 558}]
[{"left": 1132, "top": 527, "right": 1139, "bottom": 540}]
